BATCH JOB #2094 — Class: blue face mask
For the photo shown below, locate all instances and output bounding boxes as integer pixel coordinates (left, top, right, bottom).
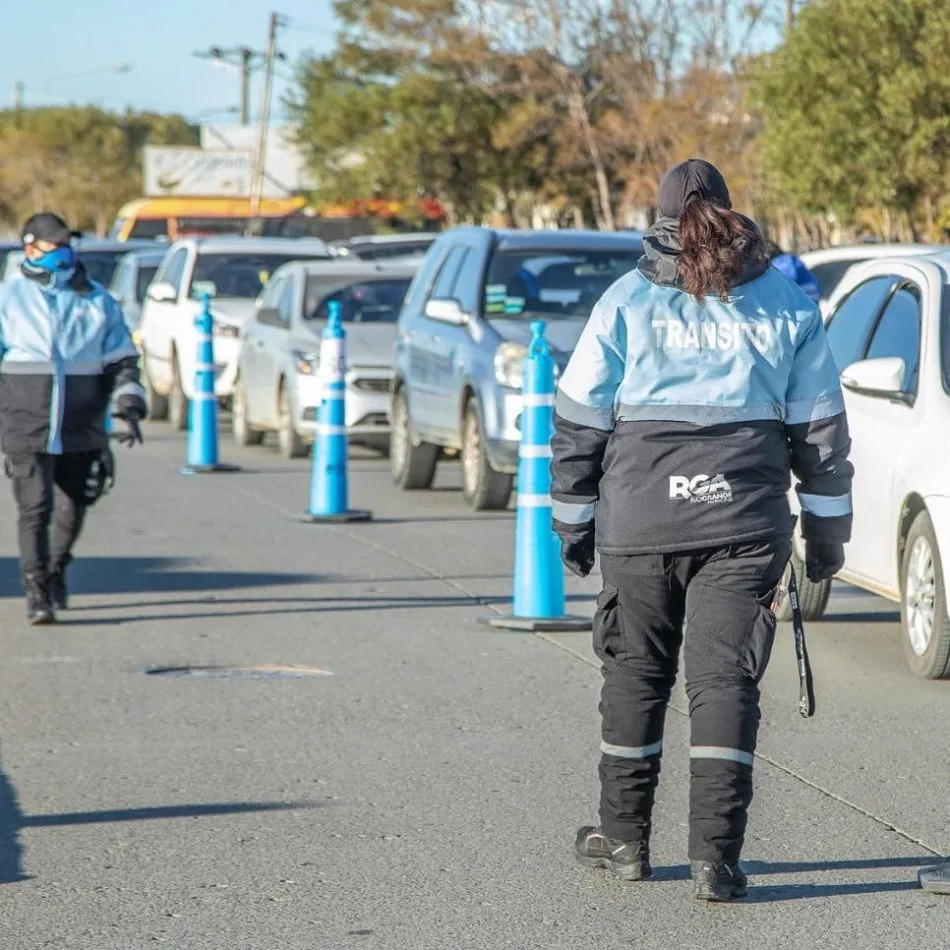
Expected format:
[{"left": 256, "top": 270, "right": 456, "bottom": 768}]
[{"left": 30, "top": 245, "right": 75, "bottom": 272}]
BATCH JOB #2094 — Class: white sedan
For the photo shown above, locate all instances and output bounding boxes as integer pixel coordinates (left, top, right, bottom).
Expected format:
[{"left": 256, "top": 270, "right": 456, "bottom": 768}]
[
  {"left": 233, "top": 260, "right": 417, "bottom": 458},
  {"left": 795, "top": 250, "right": 950, "bottom": 677}
]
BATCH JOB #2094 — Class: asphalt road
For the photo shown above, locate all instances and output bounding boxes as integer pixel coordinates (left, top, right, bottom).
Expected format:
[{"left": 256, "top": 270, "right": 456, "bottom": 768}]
[{"left": 0, "top": 423, "right": 948, "bottom": 949}]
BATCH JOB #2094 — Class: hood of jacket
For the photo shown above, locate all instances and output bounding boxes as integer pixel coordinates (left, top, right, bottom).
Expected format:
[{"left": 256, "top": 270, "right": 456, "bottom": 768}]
[{"left": 637, "top": 215, "right": 769, "bottom": 291}]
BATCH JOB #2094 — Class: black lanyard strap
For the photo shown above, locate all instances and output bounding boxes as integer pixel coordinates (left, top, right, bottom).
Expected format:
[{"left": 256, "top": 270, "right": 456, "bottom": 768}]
[{"left": 786, "top": 562, "right": 816, "bottom": 718}]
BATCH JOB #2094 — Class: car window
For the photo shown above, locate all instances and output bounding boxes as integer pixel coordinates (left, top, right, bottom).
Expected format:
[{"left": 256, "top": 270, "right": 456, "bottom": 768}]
[
  {"left": 810, "top": 259, "right": 866, "bottom": 303},
  {"left": 305, "top": 277, "right": 413, "bottom": 323},
  {"left": 277, "top": 278, "right": 295, "bottom": 325},
  {"left": 865, "top": 283, "right": 922, "bottom": 392},
  {"left": 188, "top": 252, "right": 328, "bottom": 300},
  {"left": 430, "top": 247, "right": 467, "bottom": 301},
  {"left": 160, "top": 249, "right": 189, "bottom": 294},
  {"left": 135, "top": 264, "right": 160, "bottom": 302},
  {"left": 108, "top": 259, "right": 129, "bottom": 297},
  {"left": 77, "top": 251, "right": 124, "bottom": 286},
  {"left": 482, "top": 248, "right": 641, "bottom": 319},
  {"left": 824, "top": 276, "right": 896, "bottom": 372},
  {"left": 448, "top": 250, "right": 484, "bottom": 315}
]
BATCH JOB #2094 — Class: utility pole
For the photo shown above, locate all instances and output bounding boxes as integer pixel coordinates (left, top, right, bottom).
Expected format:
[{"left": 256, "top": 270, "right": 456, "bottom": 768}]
[
  {"left": 192, "top": 46, "right": 265, "bottom": 125},
  {"left": 786, "top": 0, "right": 795, "bottom": 34},
  {"left": 248, "top": 12, "right": 284, "bottom": 233}
]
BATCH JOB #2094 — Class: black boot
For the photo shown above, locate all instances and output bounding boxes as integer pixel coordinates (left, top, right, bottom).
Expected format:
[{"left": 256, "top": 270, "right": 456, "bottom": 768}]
[
  {"left": 23, "top": 574, "right": 55, "bottom": 626},
  {"left": 691, "top": 861, "right": 748, "bottom": 901},
  {"left": 48, "top": 566, "right": 68, "bottom": 611},
  {"left": 575, "top": 826, "right": 652, "bottom": 881}
]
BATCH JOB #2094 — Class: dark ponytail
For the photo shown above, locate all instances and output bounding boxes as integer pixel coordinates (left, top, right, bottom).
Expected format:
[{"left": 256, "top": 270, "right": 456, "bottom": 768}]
[{"left": 678, "top": 199, "right": 767, "bottom": 300}]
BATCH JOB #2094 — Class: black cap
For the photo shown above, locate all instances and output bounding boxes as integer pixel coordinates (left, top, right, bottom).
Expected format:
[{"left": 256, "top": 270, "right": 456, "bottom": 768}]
[
  {"left": 21, "top": 212, "right": 81, "bottom": 247},
  {"left": 658, "top": 159, "right": 732, "bottom": 218}
]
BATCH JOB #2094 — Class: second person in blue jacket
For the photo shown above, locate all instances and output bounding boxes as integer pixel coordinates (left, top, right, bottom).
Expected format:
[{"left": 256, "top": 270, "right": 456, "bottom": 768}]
[{"left": 551, "top": 160, "right": 853, "bottom": 901}]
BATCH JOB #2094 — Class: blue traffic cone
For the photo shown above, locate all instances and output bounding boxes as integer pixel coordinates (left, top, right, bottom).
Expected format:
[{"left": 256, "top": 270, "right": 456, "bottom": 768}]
[
  {"left": 482, "top": 321, "right": 591, "bottom": 632},
  {"left": 303, "top": 300, "right": 371, "bottom": 522},
  {"left": 180, "top": 293, "right": 240, "bottom": 475}
]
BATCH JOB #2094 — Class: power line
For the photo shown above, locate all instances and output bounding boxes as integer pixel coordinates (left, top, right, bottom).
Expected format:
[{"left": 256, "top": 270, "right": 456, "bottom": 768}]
[{"left": 192, "top": 45, "right": 286, "bottom": 125}]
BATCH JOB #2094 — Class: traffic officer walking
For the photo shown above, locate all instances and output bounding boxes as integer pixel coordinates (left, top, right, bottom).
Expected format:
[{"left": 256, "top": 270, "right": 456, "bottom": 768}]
[
  {"left": 551, "top": 160, "right": 853, "bottom": 901},
  {"left": 0, "top": 213, "right": 146, "bottom": 624}
]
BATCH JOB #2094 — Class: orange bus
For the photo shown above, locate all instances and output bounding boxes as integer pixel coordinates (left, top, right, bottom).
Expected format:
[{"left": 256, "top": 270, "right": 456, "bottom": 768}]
[{"left": 110, "top": 196, "right": 446, "bottom": 243}]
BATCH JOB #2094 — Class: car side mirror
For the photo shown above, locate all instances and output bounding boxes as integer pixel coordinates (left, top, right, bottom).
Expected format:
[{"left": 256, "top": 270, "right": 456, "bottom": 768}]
[
  {"left": 840, "top": 357, "right": 906, "bottom": 397},
  {"left": 148, "top": 281, "right": 178, "bottom": 303},
  {"left": 424, "top": 298, "right": 469, "bottom": 326},
  {"left": 257, "top": 307, "right": 286, "bottom": 328}
]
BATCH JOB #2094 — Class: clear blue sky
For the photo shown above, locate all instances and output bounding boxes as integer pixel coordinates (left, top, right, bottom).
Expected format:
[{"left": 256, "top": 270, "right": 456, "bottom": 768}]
[{"left": 0, "top": 0, "right": 336, "bottom": 122}]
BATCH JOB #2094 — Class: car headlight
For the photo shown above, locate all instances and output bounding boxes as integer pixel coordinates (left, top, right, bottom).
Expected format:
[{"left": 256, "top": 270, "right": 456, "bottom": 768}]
[
  {"left": 293, "top": 349, "right": 320, "bottom": 375},
  {"left": 494, "top": 342, "right": 528, "bottom": 389},
  {"left": 214, "top": 322, "right": 240, "bottom": 339}
]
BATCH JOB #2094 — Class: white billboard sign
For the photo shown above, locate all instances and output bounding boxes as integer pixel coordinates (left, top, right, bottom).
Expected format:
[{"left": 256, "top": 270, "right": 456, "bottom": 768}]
[{"left": 143, "top": 146, "right": 255, "bottom": 198}]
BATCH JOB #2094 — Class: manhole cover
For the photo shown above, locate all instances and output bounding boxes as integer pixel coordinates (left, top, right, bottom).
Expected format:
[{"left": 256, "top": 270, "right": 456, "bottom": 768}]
[{"left": 145, "top": 665, "right": 332, "bottom": 680}]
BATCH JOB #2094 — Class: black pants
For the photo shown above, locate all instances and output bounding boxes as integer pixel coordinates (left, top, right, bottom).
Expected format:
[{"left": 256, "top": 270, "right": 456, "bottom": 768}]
[
  {"left": 594, "top": 537, "right": 790, "bottom": 865},
  {"left": 4, "top": 452, "right": 98, "bottom": 583}
]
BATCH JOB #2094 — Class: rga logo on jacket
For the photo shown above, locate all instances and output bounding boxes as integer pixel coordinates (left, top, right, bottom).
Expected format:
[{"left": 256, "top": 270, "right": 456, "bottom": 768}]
[{"left": 669, "top": 473, "right": 733, "bottom": 505}]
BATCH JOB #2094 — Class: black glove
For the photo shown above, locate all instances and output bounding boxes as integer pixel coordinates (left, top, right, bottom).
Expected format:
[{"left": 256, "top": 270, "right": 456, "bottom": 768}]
[
  {"left": 805, "top": 540, "right": 845, "bottom": 583},
  {"left": 561, "top": 533, "right": 596, "bottom": 578},
  {"left": 114, "top": 413, "right": 143, "bottom": 447},
  {"left": 115, "top": 392, "right": 147, "bottom": 421}
]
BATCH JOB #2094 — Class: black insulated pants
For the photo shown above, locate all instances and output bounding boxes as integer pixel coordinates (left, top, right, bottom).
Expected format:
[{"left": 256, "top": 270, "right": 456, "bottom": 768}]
[
  {"left": 594, "top": 538, "right": 790, "bottom": 865},
  {"left": 4, "top": 452, "right": 98, "bottom": 582}
]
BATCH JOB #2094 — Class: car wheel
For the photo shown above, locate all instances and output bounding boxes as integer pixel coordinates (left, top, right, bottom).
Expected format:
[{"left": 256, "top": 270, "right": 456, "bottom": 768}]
[
  {"left": 168, "top": 353, "right": 188, "bottom": 432},
  {"left": 232, "top": 375, "right": 264, "bottom": 447},
  {"left": 144, "top": 352, "right": 169, "bottom": 421},
  {"left": 277, "top": 383, "right": 307, "bottom": 459},
  {"left": 775, "top": 545, "right": 831, "bottom": 622},
  {"left": 902, "top": 511, "right": 950, "bottom": 679},
  {"left": 390, "top": 387, "right": 438, "bottom": 490},
  {"left": 460, "top": 398, "right": 513, "bottom": 511}
]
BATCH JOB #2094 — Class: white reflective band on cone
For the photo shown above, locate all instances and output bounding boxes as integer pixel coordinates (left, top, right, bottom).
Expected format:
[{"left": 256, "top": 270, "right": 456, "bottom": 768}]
[
  {"left": 517, "top": 493, "right": 551, "bottom": 508},
  {"left": 191, "top": 392, "right": 217, "bottom": 402},
  {"left": 520, "top": 445, "right": 553, "bottom": 459},
  {"left": 523, "top": 393, "right": 555, "bottom": 407},
  {"left": 689, "top": 746, "right": 754, "bottom": 767},
  {"left": 316, "top": 424, "right": 347, "bottom": 436},
  {"left": 600, "top": 740, "right": 663, "bottom": 758}
]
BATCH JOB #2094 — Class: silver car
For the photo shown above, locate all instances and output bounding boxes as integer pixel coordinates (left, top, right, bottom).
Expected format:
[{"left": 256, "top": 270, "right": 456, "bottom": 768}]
[
  {"left": 108, "top": 247, "right": 168, "bottom": 340},
  {"left": 234, "top": 259, "right": 418, "bottom": 458}
]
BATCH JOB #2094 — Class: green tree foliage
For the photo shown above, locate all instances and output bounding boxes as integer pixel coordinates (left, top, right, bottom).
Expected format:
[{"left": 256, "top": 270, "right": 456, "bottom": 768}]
[
  {"left": 289, "top": 0, "right": 783, "bottom": 228},
  {"left": 752, "top": 0, "right": 950, "bottom": 239},
  {"left": 0, "top": 107, "right": 198, "bottom": 235}
]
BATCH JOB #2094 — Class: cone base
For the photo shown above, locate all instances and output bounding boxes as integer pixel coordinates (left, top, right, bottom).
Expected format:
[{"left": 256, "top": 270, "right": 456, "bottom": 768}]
[
  {"left": 479, "top": 613, "right": 593, "bottom": 633},
  {"left": 180, "top": 463, "right": 242, "bottom": 475},
  {"left": 302, "top": 509, "right": 373, "bottom": 523}
]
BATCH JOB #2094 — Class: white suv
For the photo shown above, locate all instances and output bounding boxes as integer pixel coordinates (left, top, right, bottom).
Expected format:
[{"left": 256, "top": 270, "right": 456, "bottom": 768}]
[
  {"left": 140, "top": 236, "right": 331, "bottom": 429},
  {"left": 797, "top": 251, "right": 950, "bottom": 677}
]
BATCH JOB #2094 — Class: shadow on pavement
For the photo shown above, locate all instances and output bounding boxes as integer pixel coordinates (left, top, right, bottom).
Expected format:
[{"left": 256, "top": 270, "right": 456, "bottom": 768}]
[
  {"left": 745, "top": 880, "right": 919, "bottom": 901},
  {"left": 820, "top": 611, "right": 901, "bottom": 623},
  {"left": 23, "top": 801, "right": 319, "bottom": 827},
  {"left": 0, "top": 557, "right": 325, "bottom": 601},
  {"left": 0, "top": 738, "right": 320, "bottom": 884},
  {"left": 0, "top": 746, "right": 27, "bottom": 883}
]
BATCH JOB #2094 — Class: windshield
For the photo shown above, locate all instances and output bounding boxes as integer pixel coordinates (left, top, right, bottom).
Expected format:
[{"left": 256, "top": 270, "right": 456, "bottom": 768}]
[
  {"left": 810, "top": 259, "right": 865, "bottom": 303},
  {"left": 484, "top": 249, "right": 641, "bottom": 318},
  {"left": 304, "top": 276, "right": 412, "bottom": 322},
  {"left": 78, "top": 251, "right": 124, "bottom": 286},
  {"left": 350, "top": 241, "right": 434, "bottom": 261},
  {"left": 135, "top": 264, "right": 160, "bottom": 302},
  {"left": 189, "top": 251, "right": 329, "bottom": 299}
]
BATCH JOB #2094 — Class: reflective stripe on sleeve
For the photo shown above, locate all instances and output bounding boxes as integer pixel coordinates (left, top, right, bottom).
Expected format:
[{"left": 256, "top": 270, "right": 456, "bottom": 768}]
[
  {"left": 552, "top": 499, "right": 596, "bottom": 524},
  {"left": 799, "top": 491, "right": 852, "bottom": 518}
]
